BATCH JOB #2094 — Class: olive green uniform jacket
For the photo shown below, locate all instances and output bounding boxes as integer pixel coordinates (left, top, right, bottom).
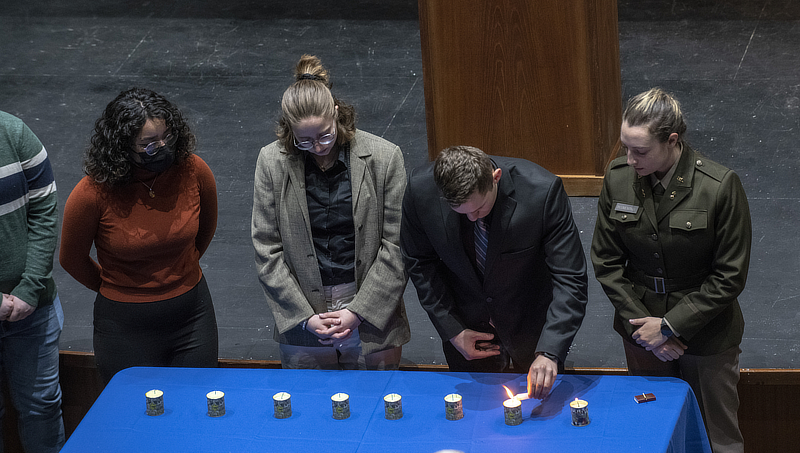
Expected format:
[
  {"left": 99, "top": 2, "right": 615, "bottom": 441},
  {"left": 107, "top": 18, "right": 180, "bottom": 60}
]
[{"left": 591, "top": 146, "right": 751, "bottom": 355}]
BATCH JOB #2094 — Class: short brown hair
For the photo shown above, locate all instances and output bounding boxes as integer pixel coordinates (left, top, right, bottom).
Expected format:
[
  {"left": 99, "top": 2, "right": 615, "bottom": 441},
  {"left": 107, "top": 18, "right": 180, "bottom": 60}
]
[{"left": 433, "top": 146, "right": 494, "bottom": 206}]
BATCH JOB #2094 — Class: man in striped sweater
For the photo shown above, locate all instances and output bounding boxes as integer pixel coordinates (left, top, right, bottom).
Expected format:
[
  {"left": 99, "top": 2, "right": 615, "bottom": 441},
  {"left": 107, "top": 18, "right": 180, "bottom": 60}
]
[{"left": 0, "top": 110, "right": 65, "bottom": 452}]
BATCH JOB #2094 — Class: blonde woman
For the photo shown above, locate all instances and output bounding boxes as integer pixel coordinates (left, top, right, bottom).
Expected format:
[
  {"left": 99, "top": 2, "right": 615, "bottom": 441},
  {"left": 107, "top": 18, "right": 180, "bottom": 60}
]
[
  {"left": 251, "top": 55, "right": 410, "bottom": 370},
  {"left": 591, "top": 87, "right": 751, "bottom": 453}
]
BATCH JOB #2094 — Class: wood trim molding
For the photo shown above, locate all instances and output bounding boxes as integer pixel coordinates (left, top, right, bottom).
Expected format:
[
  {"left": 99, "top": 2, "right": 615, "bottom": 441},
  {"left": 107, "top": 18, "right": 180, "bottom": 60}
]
[{"left": 557, "top": 175, "right": 605, "bottom": 197}]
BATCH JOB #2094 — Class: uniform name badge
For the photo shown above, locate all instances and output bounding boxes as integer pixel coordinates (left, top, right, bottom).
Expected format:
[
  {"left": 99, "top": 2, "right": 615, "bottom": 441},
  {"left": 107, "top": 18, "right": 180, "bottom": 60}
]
[{"left": 613, "top": 202, "right": 640, "bottom": 214}]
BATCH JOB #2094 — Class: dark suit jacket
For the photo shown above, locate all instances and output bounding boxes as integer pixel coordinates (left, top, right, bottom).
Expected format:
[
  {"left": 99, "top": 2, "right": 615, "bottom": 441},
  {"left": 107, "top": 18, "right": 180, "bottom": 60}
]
[
  {"left": 591, "top": 146, "right": 750, "bottom": 355},
  {"left": 401, "top": 156, "right": 588, "bottom": 368}
]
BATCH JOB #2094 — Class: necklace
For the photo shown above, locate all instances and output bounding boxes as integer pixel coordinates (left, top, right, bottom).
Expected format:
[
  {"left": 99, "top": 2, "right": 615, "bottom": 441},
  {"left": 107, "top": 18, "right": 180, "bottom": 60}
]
[
  {"left": 137, "top": 174, "right": 159, "bottom": 198},
  {"left": 315, "top": 151, "right": 339, "bottom": 171}
]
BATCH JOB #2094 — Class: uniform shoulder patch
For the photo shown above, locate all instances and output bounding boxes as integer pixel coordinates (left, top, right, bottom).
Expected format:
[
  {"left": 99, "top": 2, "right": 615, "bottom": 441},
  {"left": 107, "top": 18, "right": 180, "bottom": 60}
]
[
  {"left": 694, "top": 156, "right": 729, "bottom": 182},
  {"left": 607, "top": 155, "right": 628, "bottom": 171}
]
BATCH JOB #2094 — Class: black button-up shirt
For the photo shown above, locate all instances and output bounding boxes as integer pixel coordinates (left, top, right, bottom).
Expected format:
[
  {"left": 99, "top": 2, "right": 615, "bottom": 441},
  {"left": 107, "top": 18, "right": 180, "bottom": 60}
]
[{"left": 304, "top": 147, "right": 356, "bottom": 286}]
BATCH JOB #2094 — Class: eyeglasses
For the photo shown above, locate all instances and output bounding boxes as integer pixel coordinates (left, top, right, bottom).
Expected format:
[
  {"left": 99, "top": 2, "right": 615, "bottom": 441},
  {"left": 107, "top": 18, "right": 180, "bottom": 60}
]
[
  {"left": 293, "top": 124, "right": 337, "bottom": 151},
  {"left": 137, "top": 134, "right": 177, "bottom": 156}
]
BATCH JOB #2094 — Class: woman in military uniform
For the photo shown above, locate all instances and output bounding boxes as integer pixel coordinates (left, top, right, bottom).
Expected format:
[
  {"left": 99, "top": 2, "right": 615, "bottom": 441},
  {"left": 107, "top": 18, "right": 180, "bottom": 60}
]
[{"left": 591, "top": 87, "right": 751, "bottom": 453}]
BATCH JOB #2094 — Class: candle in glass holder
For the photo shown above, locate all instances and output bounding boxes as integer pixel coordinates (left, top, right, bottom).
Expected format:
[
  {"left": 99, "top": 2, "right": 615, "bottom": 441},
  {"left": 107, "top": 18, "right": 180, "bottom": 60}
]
[
  {"left": 570, "top": 398, "right": 589, "bottom": 426},
  {"left": 503, "top": 398, "right": 522, "bottom": 425},
  {"left": 384, "top": 393, "right": 403, "bottom": 420},
  {"left": 206, "top": 390, "right": 226, "bottom": 417},
  {"left": 273, "top": 392, "right": 292, "bottom": 419},
  {"left": 331, "top": 393, "right": 350, "bottom": 420},
  {"left": 145, "top": 389, "right": 164, "bottom": 416},
  {"left": 444, "top": 393, "right": 463, "bottom": 421}
]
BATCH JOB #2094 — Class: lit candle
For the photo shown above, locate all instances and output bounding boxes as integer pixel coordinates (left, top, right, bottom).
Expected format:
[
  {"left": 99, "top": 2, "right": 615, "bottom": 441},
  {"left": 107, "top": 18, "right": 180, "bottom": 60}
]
[
  {"left": 569, "top": 398, "right": 589, "bottom": 426},
  {"left": 273, "top": 392, "right": 292, "bottom": 419},
  {"left": 444, "top": 393, "right": 463, "bottom": 421},
  {"left": 384, "top": 393, "right": 403, "bottom": 420},
  {"left": 503, "top": 398, "right": 522, "bottom": 425},
  {"left": 206, "top": 390, "right": 226, "bottom": 417},
  {"left": 331, "top": 393, "right": 350, "bottom": 420},
  {"left": 502, "top": 385, "right": 523, "bottom": 426},
  {"left": 145, "top": 389, "right": 164, "bottom": 416}
]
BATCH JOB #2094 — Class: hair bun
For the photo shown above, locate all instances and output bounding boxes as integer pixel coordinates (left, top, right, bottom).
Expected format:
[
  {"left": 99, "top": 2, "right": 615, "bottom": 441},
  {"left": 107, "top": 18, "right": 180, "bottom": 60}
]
[
  {"left": 294, "top": 55, "right": 330, "bottom": 87},
  {"left": 298, "top": 73, "right": 322, "bottom": 82}
]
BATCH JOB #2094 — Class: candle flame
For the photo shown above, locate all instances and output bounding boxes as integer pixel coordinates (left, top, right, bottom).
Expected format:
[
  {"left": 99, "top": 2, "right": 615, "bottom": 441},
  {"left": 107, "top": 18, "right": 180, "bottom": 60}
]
[{"left": 502, "top": 385, "right": 530, "bottom": 402}]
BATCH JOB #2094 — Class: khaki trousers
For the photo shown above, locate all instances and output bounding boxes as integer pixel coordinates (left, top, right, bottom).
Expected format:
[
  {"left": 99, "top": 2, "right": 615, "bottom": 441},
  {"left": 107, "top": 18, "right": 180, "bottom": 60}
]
[{"left": 623, "top": 341, "right": 743, "bottom": 453}]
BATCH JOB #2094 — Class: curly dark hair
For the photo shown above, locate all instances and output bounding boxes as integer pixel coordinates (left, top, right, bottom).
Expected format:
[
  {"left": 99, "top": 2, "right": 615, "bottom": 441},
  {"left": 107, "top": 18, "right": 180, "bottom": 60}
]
[
  {"left": 275, "top": 55, "right": 356, "bottom": 154},
  {"left": 84, "top": 87, "right": 196, "bottom": 186}
]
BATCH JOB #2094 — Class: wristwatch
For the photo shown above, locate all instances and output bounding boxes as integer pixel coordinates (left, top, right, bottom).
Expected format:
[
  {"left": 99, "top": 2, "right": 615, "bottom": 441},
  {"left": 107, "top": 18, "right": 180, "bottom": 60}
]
[
  {"left": 537, "top": 351, "right": 558, "bottom": 362},
  {"left": 660, "top": 318, "right": 674, "bottom": 338}
]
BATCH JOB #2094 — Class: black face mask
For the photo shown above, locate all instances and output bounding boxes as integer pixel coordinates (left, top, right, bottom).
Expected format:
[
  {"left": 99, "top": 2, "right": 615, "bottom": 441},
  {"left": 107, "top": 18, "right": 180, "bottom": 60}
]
[{"left": 129, "top": 145, "right": 175, "bottom": 173}]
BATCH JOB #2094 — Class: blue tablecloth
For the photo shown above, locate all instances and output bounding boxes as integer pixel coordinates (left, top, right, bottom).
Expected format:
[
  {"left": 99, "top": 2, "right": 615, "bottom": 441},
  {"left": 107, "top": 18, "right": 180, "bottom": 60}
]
[{"left": 62, "top": 367, "right": 711, "bottom": 452}]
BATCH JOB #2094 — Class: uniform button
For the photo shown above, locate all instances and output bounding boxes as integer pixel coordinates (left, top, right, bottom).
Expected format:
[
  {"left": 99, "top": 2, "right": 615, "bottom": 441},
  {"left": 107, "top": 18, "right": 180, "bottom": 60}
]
[
  {"left": 696, "top": 160, "right": 703, "bottom": 167},
  {"left": 621, "top": 214, "right": 628, "bottom": 220},
  {"left": 486, "top": 297, "right": 493, "bottom": 303},
  {"left": 654, "top": 253, "right": 660, "bottom": 259},
  {"left": 686, "top": 222, "right": 692, "bottom": 229},
  {"left": 651, "top": 234, "right": 658, "bottom": 241},
  {"left": 656, "top": 268, "right": 664, "bottom": 275}
]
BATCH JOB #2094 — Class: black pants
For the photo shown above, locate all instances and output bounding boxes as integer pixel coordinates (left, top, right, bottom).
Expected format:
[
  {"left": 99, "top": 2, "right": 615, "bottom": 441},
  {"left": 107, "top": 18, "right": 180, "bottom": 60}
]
[{"left": 93, "top": 275, "right": 219, "bottom": 383}]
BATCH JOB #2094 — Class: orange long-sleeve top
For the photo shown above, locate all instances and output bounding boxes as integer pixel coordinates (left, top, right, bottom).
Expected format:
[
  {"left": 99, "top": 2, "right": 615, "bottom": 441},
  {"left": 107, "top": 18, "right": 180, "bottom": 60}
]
[{"left": 59, "top": 155, "right": 218, "bottom": 302}]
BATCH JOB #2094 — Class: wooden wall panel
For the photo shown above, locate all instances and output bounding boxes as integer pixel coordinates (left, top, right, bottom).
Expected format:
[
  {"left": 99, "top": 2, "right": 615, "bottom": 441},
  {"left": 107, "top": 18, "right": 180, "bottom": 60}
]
[
  {"left": 418, "top": 0, "right": 621, "bottom": 195},
  {"left": 737, "top": 369, "right": 800, "bottom": 453}
]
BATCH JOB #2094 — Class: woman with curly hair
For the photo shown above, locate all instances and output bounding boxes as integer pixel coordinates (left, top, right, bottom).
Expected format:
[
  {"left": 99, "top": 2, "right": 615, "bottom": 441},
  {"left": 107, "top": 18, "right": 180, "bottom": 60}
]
[
  {"left": 252, "top": 55, "right": 410, "bottom": 369},
  {"left": 60, "top": 88, "right": 219, "bottom": 383}
]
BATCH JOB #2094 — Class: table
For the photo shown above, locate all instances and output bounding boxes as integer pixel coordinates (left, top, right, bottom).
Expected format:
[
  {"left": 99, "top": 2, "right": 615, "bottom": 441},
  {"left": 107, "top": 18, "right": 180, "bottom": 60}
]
[{"left": 61, "top": 367, "right": 711, "bottom": 453}]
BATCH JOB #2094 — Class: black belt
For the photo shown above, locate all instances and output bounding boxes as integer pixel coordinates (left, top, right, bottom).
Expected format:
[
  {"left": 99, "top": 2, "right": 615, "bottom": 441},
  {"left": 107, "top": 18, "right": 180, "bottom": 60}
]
[{"left": 626, "top": 268, "right": 709, "bottom": 294}]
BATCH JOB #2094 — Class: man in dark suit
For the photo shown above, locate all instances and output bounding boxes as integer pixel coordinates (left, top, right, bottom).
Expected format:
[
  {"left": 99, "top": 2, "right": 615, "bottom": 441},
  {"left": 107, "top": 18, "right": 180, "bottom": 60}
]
[{"left": 401, "top": 146, "right": 588, "bottom": 398}]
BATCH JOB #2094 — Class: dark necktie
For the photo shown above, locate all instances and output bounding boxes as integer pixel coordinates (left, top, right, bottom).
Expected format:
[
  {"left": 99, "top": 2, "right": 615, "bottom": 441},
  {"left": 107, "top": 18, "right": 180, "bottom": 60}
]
[
  {"left": 475, "top": 217, "right": 488, "bottom": 275},
  {"left": 653, "top": 182, "right": 665, "bottom": 205}
]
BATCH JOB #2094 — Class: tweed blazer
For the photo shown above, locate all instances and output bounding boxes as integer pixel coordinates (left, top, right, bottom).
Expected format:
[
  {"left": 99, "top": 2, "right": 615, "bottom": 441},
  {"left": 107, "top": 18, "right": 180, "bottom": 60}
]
[
  {"left": 591, "top": 146, "right": 751, "bottom": 355},
  {"left": 252, "top": 129, "right": 410, "bottom": 354}
]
